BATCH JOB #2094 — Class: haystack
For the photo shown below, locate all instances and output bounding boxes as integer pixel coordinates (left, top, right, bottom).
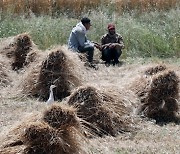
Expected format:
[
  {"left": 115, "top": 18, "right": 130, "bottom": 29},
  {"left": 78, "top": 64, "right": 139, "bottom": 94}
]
[
  {"left": 0, "top": 104, "right": 85, "bottom": 154},
  {"left": 24, "top": 50, "right": 41, "bottom": 67},
  {"left": 43, "top": 104, "right": 79, "bottom": 129},
  {"left": 67, "top": 86, "right": 133, "bottom": 137},
  {"left": 23, "top": 121, "right": 81, "bottom": 154},
  {"left": 136, "top": 70, "right": 179, "bottom": 123},
  {"left": 144, "top": 64, "right": 167, "bottom": 75},
  {"left": 22, "top": 47, "right": 81, "bottom": 101},
  {"left": 0, "top": 61, "right": 11, "bottom": 87},
  {"left": 0, "top": 33, "right": 33, "bottom": 71},
  {"left": 0, "top": 113, "right": 41, "bottom": 154}
]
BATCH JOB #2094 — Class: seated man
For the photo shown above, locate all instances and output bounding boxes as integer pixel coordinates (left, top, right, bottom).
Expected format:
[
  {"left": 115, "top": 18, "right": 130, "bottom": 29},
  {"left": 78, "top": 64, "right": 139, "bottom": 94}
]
[
  {"left": 98, "top": 23, "right": 125, "bottom": 65},
  {"left": 68, "top": 17, "right": 95, "bottom": 64}
]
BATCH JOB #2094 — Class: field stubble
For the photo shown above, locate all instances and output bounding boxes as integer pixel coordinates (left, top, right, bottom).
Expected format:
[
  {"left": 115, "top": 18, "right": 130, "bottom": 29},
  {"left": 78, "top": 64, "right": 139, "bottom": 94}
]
[
  {"left": 0, "top": 9, "right": 180, "bottom": 152},
  {"left": 0, "top": 41, "right": 180, "bottom": 153}
]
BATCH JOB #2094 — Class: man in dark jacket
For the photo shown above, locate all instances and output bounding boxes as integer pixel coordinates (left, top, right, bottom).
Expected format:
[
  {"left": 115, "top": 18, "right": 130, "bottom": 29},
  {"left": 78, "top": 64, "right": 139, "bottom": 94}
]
[{"left": 98, "top": 23, "right": 125, "bottom": 65}]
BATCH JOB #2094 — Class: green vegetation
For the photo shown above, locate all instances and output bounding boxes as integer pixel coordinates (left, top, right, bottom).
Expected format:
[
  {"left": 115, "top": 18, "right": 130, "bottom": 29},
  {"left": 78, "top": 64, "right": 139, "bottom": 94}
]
[{"left": 0, "top": 8, "right": 179, "bottom": 58}]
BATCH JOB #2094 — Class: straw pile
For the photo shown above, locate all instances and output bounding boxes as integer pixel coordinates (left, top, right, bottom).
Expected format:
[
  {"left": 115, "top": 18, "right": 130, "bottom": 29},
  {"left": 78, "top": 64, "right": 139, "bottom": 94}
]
[
  {"left": 134, "top": 68, "right": 179, "bottom": 123},
  {"left": 144, "top": 64, "right": 167, "bottom": 75},
  {"left": 24, "top": 50, "right": 40, "bottom": 67},
  {"left": 0, "top": 61, "right": 11, "bottom": 87},
  {"left": 1, "top": 34, "right": 33, "bottom": 71},
  {"left": 22, "top": 47, "right": 81, "bottom": 101},
  {"left": 67, "top": 86, "right": 132, "bottom": 137},
  {"left": 43, "top": 104, "right": 79, "bottom": 129},
  {"left": 0, "top": 104, "right": 85, "bottom": 154}
]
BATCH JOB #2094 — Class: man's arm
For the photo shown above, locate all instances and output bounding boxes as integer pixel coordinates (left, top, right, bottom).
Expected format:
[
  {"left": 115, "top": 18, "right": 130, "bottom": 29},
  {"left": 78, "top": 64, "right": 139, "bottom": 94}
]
[
  {"left": 116, "top": 35, "right": 125, "bottom": 49},
  {"left": 92, "top": 42, "right": 102, "bottom": 50},
  {"left": 108, "top": 35, "right": 124, "bottom": 49},
  {"left": 93, "top": 42, "right": 111, "bottom": 51},
  {"left": 101, "top": 35, "right": 112, "bottom": 50},
  {"left": 74, "top": 30, "right": 86, "bottom": 47}
]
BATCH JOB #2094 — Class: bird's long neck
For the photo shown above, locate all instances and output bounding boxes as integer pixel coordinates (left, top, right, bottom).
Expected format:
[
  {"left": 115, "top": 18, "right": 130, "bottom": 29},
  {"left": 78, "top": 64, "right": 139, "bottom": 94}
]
[{"left": 49, "top": 88, "right": 54, "bottom": 101}]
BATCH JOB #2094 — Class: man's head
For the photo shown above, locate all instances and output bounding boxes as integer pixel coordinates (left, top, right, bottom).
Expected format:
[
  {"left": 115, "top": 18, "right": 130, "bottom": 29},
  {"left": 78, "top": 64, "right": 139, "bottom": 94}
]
[
  {"left": 107, "top": 23, "right": 116, "bottom": 35},
  {"left": 81, "top": 17, "right": 91, "bottom": 30}
]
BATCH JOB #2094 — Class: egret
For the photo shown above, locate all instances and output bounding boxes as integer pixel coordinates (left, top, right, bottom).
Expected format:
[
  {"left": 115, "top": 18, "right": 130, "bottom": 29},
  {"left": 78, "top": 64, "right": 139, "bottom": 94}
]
[{"left": 46, "top": 85, "right": 56, "bottom": 105}]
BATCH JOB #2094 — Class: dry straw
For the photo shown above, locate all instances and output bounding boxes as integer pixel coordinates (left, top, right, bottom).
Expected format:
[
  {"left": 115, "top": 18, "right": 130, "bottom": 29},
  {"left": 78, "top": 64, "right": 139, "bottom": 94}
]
[
  {"left": 112, "top": 0, "right": 179, "bottom": 12},
  {"left": 0, "top": 0, "right": 179, "bottom": 15},
  {"left": 0, "top": 61, "right": 11, "bottom": 87},
  {"left": 0, "top": 33, "right": 43, "bottom": 93},
  {"left": 0, "top": 33, "right": 33, "bottom": 71},
  {"left": 43, "top": 104, "right": 80, "bottom": 129},
  {"left": 144, "top": 64, "right": 167, "bottom": 76},
  {"left": 68, "top": 86, "right": 134, "bottom": 137},
  {"left": 0, "top": 104, "right": 85, "bottom": 154},
  {"left": 21, "top": 46, "right": 82, "bottom": 101},
  {"left": 132, "top": 65, "right": 179, "bottom": 123}
]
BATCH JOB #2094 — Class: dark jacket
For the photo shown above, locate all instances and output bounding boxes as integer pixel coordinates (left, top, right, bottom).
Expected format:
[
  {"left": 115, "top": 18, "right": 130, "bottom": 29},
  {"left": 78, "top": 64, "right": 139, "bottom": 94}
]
[{"left": 101, "top": 33, "right": 124, "bottom": 50}]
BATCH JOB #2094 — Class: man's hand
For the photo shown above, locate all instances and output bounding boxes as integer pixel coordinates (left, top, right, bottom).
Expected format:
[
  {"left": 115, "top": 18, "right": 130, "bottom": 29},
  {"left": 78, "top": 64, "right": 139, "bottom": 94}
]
[
  {"left": 102, "top": 43, "right": 111, "bottom": 49},
  {"left": 93, "top": 41, "right": 102, "bottom": 50},
  {"left": 109, "top": 43, "right": 125, "bottom": 49},
  {"left": 109, "top": 43, "right": 116, "bottom": 49}
]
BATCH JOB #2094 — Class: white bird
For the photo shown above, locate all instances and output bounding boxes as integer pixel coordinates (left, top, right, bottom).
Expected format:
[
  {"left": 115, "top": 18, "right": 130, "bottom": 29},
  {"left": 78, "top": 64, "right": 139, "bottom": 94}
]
[{"left": 46, "top": 85, "right": 56, "bottom": 105}]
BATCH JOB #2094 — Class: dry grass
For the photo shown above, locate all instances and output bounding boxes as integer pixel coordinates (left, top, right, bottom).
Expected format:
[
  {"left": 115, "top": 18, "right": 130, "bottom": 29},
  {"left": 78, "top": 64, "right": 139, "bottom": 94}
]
[
  {"left": 43, "top": 104, "right": 80, "bottom": 129},
  {"left": 0, "top": 61, "right": 11, "bottom": 87},
  {"left": 0, "top": 33, "right": 33, "bottom": 71},
  {"left": 112, "top": 0, "right": 179, "bottom": 12},
  {"left": 0, "top": 104, "right": 85, "bottom": 154},
  {"left": 144, "top": 64, "right": 167, "bottom": 76},
  {"left": 68, "top": 86, "right": 135, "bottom": 137},
  {"left": 0, "top": 0, "right": 179, "bottom": 15},
  {"left": 0, "top": 60, "right": 180, "bottom": 153},
  {"left": 21, "top": 46, "right": 82, "bottom": 101},
  {"left": 131, "top": 65, "right": 179, "bottom": 123},
  {"left": 0, "top": 35, "right": 179, "bottom": 153}
]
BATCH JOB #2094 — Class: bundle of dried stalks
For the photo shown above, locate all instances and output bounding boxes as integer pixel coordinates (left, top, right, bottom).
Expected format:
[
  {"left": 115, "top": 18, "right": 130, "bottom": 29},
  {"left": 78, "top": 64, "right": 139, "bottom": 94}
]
[
  {"left": 42, "top": 104, "right": 83, "bottom": 154},
  {"left": 12, "top": 34, "right": 33, "bottom": 70},
  {"left": 0, "top": 146, "right": 24, "bottom": 154},
  {"left": 43, "top": 104, "right": 79, "bottom": 129},
  {"left": 23, "top": 122, "right": 58, "bottom": 154},
  {"left": 0, "top": 104, "right": 85, "bottom": 154},
  {"left": 0, "top": 113, "right": 40, "bottom": 154},
  {"left": 67, "top": 86, "right": 132, "bottom": 137},
  {"left": 145, "top": 64, "right": 167, "bottom": 75},
  {"left": 0, "top": 61, "right": 11, "bottom": 87},
  {"left": 137, "top": 70, "right": 179, "bottom": 123},
  {"left": 22, "top": 47, "right": 81, "bottom": 101},
  {"left": 23, "top": 121, "right": 82, "bottom": 154},
  {"left": 24, "top": 50, "right": 42, "bottom": 67},
  {"left": 1, "top": 33, "right": 33, "bottom": 71}
]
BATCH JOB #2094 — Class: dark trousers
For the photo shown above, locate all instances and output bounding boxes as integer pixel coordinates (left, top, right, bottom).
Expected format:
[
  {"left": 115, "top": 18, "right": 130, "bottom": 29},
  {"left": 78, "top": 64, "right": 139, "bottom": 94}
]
[
  {"left": 101, "top": 47, "right": 122, "bottom": 64},
  {"left": 78, "top": 45, "right": 94, "bottom": 63}
]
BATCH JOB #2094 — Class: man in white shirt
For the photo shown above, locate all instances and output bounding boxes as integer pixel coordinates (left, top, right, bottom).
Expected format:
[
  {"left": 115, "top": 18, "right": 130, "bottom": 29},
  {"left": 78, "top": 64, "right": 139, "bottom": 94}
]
[{"left": 68, "top": 17, "right": 95, "bottom": 63}]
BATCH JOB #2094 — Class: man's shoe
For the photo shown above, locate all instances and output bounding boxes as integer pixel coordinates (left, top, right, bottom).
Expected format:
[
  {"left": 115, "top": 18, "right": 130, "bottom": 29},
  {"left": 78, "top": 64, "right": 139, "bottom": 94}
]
[
  {"left": 84, "top": 62, "right": 98, "bottom": 70},
  {"left": 89, "top": 63, "right": 98, "bottom": 70},
  {"left": 105, "top": 61, "right": 110, "bottom": 67}
]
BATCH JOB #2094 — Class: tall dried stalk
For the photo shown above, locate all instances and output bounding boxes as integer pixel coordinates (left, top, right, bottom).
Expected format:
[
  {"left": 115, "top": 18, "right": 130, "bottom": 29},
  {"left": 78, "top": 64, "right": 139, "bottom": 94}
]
[{"left": 0, "top": 0, "right": 179, "bottom": 15}]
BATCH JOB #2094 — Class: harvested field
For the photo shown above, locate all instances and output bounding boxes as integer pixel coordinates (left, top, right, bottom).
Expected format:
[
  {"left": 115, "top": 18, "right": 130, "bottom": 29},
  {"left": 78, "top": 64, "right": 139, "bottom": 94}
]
[
  {"left": 131, "top": 65, "right": 179, "bottom": 123},
  {"left": 144, "top": 64, "right": 167, "bottom": 75},
  {"left": 0, "top": 35, "right": 180, "bottom": 153},
  {"left": 21, "top": 46, "right": 83, "bottom": 101},
  {"left": 67, "top": 86, "right": 135, "bottom": 137},
  {"left": 0, "top": 61, "right": 11, "bottom": 87},
  {"left": 0, "top": 104, "right": 85, "bottom": 154}
]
